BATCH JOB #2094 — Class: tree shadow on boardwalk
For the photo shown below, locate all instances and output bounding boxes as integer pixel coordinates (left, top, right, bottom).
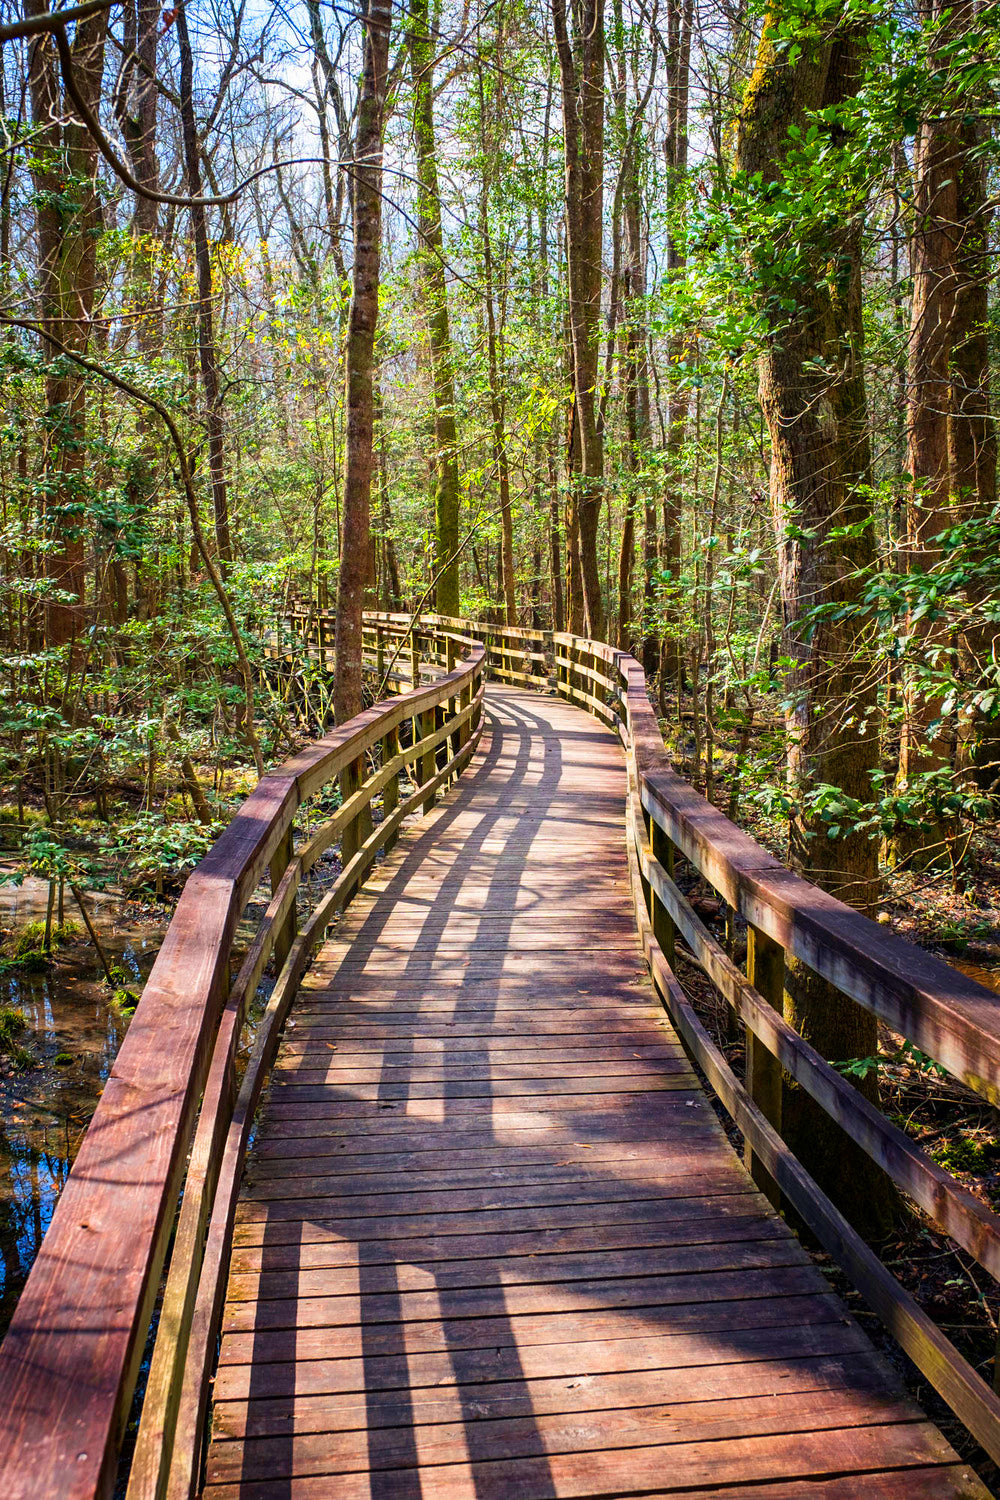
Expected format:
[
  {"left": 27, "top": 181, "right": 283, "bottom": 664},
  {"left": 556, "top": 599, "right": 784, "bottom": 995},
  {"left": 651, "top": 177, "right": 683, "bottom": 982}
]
[{"left": 225, "top": 694, "right": 936, "bottom": 1499}]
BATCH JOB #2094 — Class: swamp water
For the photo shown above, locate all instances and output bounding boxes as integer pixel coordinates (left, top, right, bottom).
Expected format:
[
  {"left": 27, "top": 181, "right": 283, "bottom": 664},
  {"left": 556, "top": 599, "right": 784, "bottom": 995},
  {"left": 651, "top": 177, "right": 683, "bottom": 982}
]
[
  {"left": 0, "top": 873, "right": 278, "bottom": 1340},
  {"left": 0, "top": 913, "right": 161, "bottom": 1336}
]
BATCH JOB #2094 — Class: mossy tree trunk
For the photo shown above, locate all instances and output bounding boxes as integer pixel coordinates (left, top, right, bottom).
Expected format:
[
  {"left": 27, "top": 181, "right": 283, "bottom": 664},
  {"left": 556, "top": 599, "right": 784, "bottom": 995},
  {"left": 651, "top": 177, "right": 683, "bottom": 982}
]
[
  {"left": 737, "top": 10, "right": 895, "bottom": 1237},
  {"left": 657, "top": 0, "right": 692, "bottom": 691},
  {"left": 176, "top": 5, "right": 232, "bottom": 570}
]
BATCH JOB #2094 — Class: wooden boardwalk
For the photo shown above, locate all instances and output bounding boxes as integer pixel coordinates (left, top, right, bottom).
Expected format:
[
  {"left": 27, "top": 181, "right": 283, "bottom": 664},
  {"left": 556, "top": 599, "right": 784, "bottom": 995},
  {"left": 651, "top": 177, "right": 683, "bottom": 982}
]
[{"left": 203, "top": 688, "right": 985, "bottom": 1498}]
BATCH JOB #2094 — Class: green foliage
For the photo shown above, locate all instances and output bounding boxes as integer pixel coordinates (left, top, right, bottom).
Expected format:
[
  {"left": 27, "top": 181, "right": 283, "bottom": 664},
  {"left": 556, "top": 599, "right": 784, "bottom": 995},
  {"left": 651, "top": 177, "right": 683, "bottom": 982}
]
[
  {"left": 102, "top": 814, "right": 221, "bottom": 891},
  {"left": 832, "top": 1054, "right": 880, "bottom": 1081},
  {"left": 834, "top": 1041, "right": 950, "bottom": 1083}
]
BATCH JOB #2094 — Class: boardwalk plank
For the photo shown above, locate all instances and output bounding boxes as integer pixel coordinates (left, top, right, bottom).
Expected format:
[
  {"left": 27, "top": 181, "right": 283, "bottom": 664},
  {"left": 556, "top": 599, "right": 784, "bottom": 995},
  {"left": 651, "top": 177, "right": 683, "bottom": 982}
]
[
  {"left": 209, "top": 1349, "right": 908, "bottom": 1440},
  {"left": 205, "top": 1389, "right": 925, "bottom": 1484}
]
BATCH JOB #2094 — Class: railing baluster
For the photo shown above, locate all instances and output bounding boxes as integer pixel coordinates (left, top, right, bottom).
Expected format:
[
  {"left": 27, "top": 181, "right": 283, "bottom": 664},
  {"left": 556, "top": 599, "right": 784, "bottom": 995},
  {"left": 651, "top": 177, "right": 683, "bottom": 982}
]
[
  {"left": 410, "top": 629, "right": 420, "bottom": 691},
  {"left": 269, "top": 825, "right": 296, "bottom": 970},
  {"left": 744, "top": 923, "right": 784, "bottom": 1208},
  {"left": 382, "top": 724, "right": 400, "bottom": 851},
  {"left": 339, "top": 753, "right": 370, "bottom": 902},
  {"left": 649, "top": 819, "right": 676, "bottom": 967},
  {"left": 420, "top": 704, "right": 436, "bottom": 813}
]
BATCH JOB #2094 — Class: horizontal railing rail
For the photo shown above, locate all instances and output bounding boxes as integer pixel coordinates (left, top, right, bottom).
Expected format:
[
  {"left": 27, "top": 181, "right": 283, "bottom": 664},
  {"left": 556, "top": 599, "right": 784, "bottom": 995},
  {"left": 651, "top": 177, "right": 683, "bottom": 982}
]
[
  {"left": 0, "top": 621, "right": 484, "bottom": 1500},
  {"left": 291, "top": 606, "right": 1000, "bottom": 1466}
]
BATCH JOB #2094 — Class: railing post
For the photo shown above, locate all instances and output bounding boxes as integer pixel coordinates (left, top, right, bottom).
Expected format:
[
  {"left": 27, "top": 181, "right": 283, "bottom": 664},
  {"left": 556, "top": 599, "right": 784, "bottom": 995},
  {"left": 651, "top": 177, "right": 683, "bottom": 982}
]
[
  {"left": 458, "top": 659, "right": 471, "bottom": 753},
  {"left": 435, "top": 702, "right": 447, "bottom": 775},
  {"left": 339, "top": 753, "right": 370, "bottom": 899},
  {"left": 382, "top": 724, "right": 400, "bottom": 851},
  {"left": 649, "top": 817, "right": 676, "bottom": 967},
  {"left": 447, "top": 692, "right": 459, "bottom": 783},
  {"left": 269, "top": 825, "right": 296, "bottom": 971},
  {"left": 376, "top": 622, "right": 386, "bottom": 695},
  {"left": 420, "top": 704, "right": 436, "bottom": 813},
  {"left": 745, "top": 924, "right": 784, "bottom": 1208},
  {"left": 410, "top": 630, "right": 420, "bottom": 691}
]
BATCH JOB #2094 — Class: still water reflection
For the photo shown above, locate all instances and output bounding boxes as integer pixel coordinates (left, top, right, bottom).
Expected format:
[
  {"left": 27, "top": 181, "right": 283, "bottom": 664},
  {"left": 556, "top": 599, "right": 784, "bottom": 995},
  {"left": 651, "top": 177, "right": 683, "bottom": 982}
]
[{"left": 0, "top": 932, "right": 158, "bottom": 1335}]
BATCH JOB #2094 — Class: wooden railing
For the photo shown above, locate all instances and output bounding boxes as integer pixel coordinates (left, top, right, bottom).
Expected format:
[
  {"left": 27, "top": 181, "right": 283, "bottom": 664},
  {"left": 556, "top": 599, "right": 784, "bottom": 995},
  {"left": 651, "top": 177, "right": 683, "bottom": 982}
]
[
  {"left": 294, "top": 609, "right": 1000, "bottom": 1466},
  {"left": 0, "top": 619, "right": 484, "bottom": 1500},
  {"left": 5, "top": 604, "right": 1000, "bottom": 1495}
]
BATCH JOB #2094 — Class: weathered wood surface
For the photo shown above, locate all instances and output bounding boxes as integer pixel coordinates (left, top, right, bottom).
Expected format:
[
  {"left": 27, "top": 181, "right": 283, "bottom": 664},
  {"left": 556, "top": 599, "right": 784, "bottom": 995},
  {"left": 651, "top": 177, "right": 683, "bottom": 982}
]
[{"left": 202, "top": 688, "right": 985, "bottom": 1499}]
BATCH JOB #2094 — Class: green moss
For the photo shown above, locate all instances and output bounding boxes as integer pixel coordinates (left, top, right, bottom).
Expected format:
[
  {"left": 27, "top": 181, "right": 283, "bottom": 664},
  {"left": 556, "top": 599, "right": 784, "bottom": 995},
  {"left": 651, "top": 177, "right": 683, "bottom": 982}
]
[
  {"left": 112, "top": 988, "right": 138, "bottom": 1018},
  {"left": 0, "top": 918, "right": 84, "bottom": 975},
  {"left": 932, "top": 1137, "right": 1000, "bottom": 1173},
  {"left": 53, "top": 1052, "right": 74, "bottom": 1067}
]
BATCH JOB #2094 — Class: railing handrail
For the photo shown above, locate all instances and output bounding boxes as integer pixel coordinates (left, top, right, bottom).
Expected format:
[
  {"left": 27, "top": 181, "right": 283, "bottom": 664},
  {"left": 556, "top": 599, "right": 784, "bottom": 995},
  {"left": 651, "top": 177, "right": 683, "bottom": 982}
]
[{"left": 0, "top": 620, "right": 484, "bottom": 1500}]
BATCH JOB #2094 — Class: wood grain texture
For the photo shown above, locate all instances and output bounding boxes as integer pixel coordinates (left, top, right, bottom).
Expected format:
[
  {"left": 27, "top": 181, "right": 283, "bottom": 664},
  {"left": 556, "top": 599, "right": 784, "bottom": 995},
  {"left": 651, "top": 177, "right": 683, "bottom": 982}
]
[{"left": 204, "top": 687, "right": 981, "bottom": 1499}]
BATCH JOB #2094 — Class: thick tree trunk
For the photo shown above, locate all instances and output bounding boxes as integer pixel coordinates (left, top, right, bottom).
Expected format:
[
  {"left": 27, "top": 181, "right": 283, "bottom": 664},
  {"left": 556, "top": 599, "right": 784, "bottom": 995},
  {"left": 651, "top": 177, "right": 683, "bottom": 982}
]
[
  {"left": 333, "top": 0, "right": 392, "bottom": 722},
  {"left": 562, "top": 266, "right": 585, "bottom": 633},
  {"left": 176, "top": 5, "right": 232, "bottom": 568},
  {"left": 610, "top": 0, "right": 651, "bottom": 651},
  {"left": 737, "top": 13, "right": 894, "bottom": 1236},
  {"left": 952, "top": 102, "right": 999, "bottom": 791},
  {"left": 894, "top": 0, "right": 998, "bottom": 826},
  {"left": 618, "top": 133, "right": 651, "bottom": 650},
  {"left": 658, "top": 0, "right": 692, "bottom": 690},
  {"left": 893, "top": 0, "right": 961, "bottom": 862},
  {"left": 115, "top": 0, "right": 160, "bottom": 615},
  {"left": 27, "top": 0, "right": 109, "bottom": 649},
  {"left": 410, "top": 0, "right": 461, "bottom": 616},
  {"left": 552, "top": 0, "right": 605, "bottom": 639}
]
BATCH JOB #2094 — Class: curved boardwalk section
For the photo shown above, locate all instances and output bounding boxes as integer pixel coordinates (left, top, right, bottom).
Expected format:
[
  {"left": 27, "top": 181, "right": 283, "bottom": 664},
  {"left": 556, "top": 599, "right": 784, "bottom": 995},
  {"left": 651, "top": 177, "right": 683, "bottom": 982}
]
[{"left": 203, "top": 688, "right": 985, "bottom": 1498}]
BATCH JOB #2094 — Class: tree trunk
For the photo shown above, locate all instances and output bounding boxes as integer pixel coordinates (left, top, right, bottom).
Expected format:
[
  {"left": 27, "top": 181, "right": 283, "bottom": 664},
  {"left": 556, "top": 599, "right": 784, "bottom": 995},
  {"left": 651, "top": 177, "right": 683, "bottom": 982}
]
[
  {"left": 562, "top": 252, "right": 585, "bottom": 633},
  {"left": 410, "top": 0, "right": 462, "bottom": 616},
  {"left": 176, "top": 5, "right": 232, "bottom": 569},
  {"left": 477, "top": 60, "right": 516, "bottom": 628},
  {"left": 658, "top": 0, "right": 693, "bottom": 690},
  {"left": 333, "top": 0, "right": 392, "bottom": 722},
  {"left": 552, "top": 0, "right": 605, "bottom": 639},
  {"left": 616, "top": 52, "right": 652, "bottom": 651},
  {"left": 27, "top": 0, "right": 109, "bottom": 649},
  {"left": 894, "top": 0, "right": 998, "bottom": 830},
  {"left": 737, "top": 12, "right": 894, "bottom": 1236},
  {"left": 951, "top": 87, "right": 999, "bottom": 792}
]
